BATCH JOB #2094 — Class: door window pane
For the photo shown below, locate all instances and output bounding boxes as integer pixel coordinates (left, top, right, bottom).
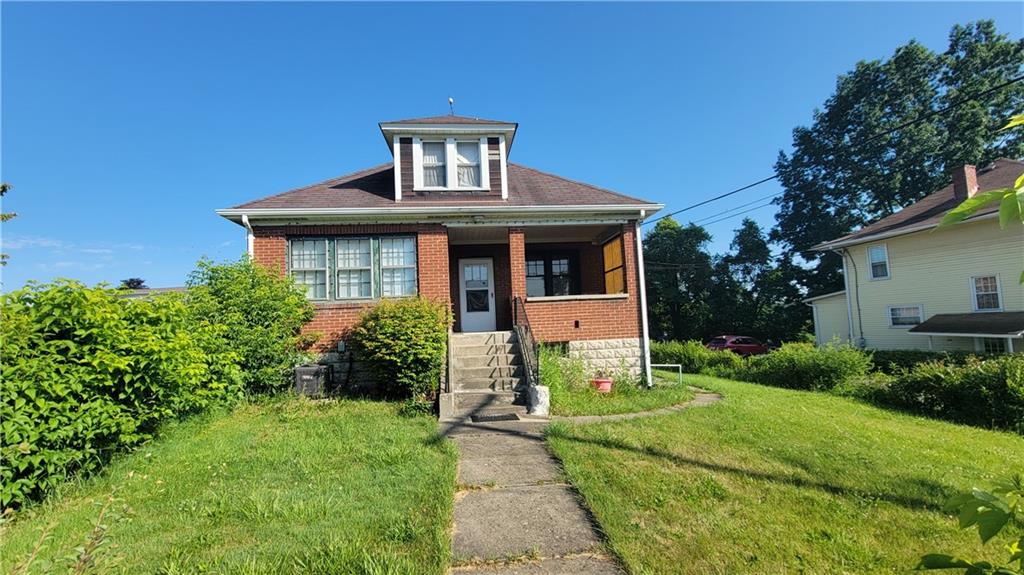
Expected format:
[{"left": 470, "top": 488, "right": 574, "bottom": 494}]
[{"left": 466, "top": 289, "right": 489, "bottom": 312}]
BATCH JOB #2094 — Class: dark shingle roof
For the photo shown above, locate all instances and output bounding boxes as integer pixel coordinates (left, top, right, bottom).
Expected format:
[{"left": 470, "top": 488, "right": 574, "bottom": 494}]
[
  {"left": 815, "top": 158, "right": 1023, "bottom": 249},
  {"left": 908, "top": 311, "right": 1024, "bottom": 337},
  {"left": 229, "top": 163, "right": 657, "bottom": 210},
  {"left": 380, "top": 115, "right": 514, "bottom": 125}
]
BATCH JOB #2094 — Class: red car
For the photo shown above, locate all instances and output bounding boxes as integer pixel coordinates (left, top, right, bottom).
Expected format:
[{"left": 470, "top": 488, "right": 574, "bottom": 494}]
[{"left": 706, "top": 335, "right": 771, "bottom": 356}]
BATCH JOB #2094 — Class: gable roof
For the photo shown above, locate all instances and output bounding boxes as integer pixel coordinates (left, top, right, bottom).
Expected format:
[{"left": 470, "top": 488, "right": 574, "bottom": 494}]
[
  {"left": 220, "top": 162, "right": 661, "bottom": 215},
  {"left": 813, "top": 158, "right": 1023, "bottom": 250}
]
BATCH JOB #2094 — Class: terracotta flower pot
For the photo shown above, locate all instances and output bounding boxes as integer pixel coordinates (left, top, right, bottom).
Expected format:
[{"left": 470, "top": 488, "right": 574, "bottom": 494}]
[{"left": 590, "top": 377, "right": 613, "bottom": 393}]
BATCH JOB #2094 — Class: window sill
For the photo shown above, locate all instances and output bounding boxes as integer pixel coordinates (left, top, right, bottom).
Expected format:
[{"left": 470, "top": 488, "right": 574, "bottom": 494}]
[
  {"left": 526, "top": 293, "right": 629, "bottom": 303},
  {"left": 414, "top": 187, "right": 491, "bottom": 193}
]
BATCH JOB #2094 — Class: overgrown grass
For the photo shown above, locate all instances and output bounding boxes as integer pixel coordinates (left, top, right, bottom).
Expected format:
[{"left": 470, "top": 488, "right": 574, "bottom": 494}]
[
  {"left": 546, "top": 374, "right": 1024, "bottom": 574},
  {"left": 1, "top": 398, "right": 457, "bottom": 574},
  {"left": 540, "top": 346, "right": 693, "bottom": 416}
]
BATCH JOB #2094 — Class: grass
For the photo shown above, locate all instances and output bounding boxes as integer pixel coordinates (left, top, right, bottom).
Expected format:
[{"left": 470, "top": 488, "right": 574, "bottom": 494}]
[
  {"left": 1, "top": 397, "right": 457, "bottom": 575},
  {"left": 540, "top": 346, "right": 694, "bottom": 416},
  {"left": 546, "top": 374, "right": 1024, "bottom": 575}
]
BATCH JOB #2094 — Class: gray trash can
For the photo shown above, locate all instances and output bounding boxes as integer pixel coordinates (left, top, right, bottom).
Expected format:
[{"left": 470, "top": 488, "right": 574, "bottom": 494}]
[{"left": 294, "top": 364, "right": 330, "bottom": 398}]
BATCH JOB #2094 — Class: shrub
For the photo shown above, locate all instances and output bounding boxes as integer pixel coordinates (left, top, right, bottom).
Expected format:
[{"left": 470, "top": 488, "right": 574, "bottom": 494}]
[
  {"left": 650, "top": 340, "right": 742, "bottom": 374},
  {"left": 350, "top": 297, "right": 451, "bottom": 400},
  {"left": 869, "top": 349, "right": 986, "bottom": 375},
  {"left": 879, "top": 355, "right": 1024, "bottom": 431},
  {"left": 539, "top": 344, "right": 588, "bottom": 393},
  {"left": 736, "top": 342, "right": 872, "bottom": 391},
  {"left": 186, "top": 258, "right": 316, "bottom": 394},
  {"left": 0, "top": 281, "right": 242, "bottom": 509}
]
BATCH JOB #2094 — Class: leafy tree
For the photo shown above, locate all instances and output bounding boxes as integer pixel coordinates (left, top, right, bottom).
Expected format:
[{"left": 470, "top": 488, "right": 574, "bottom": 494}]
[
  {"left": 643, "top": 218, "right": 714, "bottom": 341},
  {"left": 1, "top": 182, "right": 15, "bottom": 266},
  {"left": 119, "top": 277, "right": 147, "bottom": 289},
  {"left": 773, "top": 20, "right": 1024, "bottom": 294}
]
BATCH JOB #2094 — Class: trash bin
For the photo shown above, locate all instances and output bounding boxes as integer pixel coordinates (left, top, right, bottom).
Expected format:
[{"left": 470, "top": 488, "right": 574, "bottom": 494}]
[{"left": 294, "top": 364, "right": 330, "bottom": 398}]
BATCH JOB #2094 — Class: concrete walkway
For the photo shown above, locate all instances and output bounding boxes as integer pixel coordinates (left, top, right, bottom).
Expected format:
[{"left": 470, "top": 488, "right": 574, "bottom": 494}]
[{"left": 442, "top": 388, "right": 723, "bottom": 574}]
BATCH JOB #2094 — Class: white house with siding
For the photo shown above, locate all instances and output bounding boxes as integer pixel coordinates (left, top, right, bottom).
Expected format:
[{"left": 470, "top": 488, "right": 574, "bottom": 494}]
[{"left": 807, "top": 159, "right": 1024, "bottom": 354}]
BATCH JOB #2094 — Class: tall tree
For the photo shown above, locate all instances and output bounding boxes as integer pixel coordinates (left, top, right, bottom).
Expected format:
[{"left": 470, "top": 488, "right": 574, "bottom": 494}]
[
  {"left": 643, "top": 218, "right": 714, "bottom": 341},
  {"left": 119, "top": 278, "right": 148, "bottom": 289},
  {"left": 772, "top": 20, "right": 1024, "bottom": 295}
]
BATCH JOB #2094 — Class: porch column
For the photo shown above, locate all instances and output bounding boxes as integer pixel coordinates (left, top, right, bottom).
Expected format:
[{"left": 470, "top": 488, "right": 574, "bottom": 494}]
[{"left": 509, "top": 227, "right": 526, "bottom": 299}]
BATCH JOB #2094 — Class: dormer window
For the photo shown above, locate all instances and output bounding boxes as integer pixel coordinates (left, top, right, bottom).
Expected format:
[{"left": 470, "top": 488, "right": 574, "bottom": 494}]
[
  {"left": 421, "top": 142, "right": 447, "bottom": 187},
  {"left": 412, "top": 138, "right": 489, "bottom": 191}
]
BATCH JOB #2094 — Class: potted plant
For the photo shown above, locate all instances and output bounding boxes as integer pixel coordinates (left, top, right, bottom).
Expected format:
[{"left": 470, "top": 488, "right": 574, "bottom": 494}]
[{"left": 590, "top": 370, "right": 613, "bottom": 393}]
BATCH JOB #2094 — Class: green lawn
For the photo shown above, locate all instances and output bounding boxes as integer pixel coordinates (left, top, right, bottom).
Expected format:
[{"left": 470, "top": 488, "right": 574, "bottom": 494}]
[
  {"left": 1, "top": 398, "right": 457, "bottom": 575},
  {"left": 546, "top": 374, "right": 1024, "bottom": 575},
  {"left": 548, "top": 375, "right": 695, "bottom": 417}
]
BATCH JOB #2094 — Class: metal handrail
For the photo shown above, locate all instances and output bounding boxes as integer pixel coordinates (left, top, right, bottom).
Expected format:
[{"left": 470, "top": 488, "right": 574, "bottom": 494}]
[{"left": 511, "top": 296, "right": 539, "bottom": 390}]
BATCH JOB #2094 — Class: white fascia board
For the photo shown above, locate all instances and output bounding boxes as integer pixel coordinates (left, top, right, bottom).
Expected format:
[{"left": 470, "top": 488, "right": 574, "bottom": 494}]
[
  {"left": 217, "top": 204, "right": 664, "bottom": 221},
  {"left": 910, "top": 331, "right": 1024, "bottom": 338},
  {"left": 802, "top": 290, "right": 847, "bottom": 304},
  {"left": 813, "top": 212, "right": 999, "bottom": 251}
]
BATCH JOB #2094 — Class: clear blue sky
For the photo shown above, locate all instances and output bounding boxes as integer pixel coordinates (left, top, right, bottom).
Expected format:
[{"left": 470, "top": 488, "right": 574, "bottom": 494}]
[{"left": 2, "top": 2, "right": 1021, "bottom": 289}]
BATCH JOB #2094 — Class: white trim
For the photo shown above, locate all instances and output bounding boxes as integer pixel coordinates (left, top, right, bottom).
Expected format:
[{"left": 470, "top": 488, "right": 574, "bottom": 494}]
[
  {"left": 526, "top": 293, "right": 629, "bottom": 302},
  {"left": 219, "top": 204, "right": 663, "bottom": 219},
  {"left": 811, "top": 302, "right": 821, "bottom": 346},
  {"left": 393, "top": 135, "right": 402, "bottom": 202},
  {"left": 803, "top": 290, "right": 846, "bottom": 304},
  {"left": 887, "top": 304, "right": 924, "bottom": 328},
  {"left": 412, "top": 137, "right": 424, "bottom": 189},
  {"left": 840, "top": 251, "right": 855, "bottom": 343},
  {"left": 242, "top": 214, "right": 254, "bottom": 257},
  {"left": 814, "top": 212, "right": 999, "bottom": 251},
  {"left": 445, "top": 138, "right": 457, "bottom": 190},
  {"left": 917, "top": 331, "right": 1024, "bottom": 338},
  {"left": 969, "top": 274, "right": 1003, "bottom": 312},
  {"left": 478, "top": 137, "right": 489, "bottom": 191},
  {"left": 867, "top": 243, "right": 890, "bottom": 281},
  {"left": 458, "top": 257, "right": 497, "bottom": 332},
  {"left": 499, "top": 135, "right": 509, "bottom": 200},
  {"left": 635, "top": 217, "right": 652, "bottom": 388}
]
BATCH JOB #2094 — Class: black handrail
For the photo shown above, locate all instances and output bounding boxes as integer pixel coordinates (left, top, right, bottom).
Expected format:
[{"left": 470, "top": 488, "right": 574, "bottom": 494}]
[{"left": 511, "top": 296, "right": 539, "bottom": 390}]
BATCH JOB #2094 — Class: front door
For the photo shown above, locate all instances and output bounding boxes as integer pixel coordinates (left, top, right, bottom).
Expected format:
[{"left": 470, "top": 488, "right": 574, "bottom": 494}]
[{"left": 459, "top": 258, "right": 496, "bottom": 332}]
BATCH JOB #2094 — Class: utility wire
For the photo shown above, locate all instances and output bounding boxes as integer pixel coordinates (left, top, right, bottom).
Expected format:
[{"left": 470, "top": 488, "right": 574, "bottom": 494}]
[
  {"left": 692, "top": 191, "right": 786, "bottom": 224},
  {"left": 698, "top": 200, "right": 778, "bottom": 227},
  {"left": 643, "top": 73, "right": 1024, "bottom": 228}
]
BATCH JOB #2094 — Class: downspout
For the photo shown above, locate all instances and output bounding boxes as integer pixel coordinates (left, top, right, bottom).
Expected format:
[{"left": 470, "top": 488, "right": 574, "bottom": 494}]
[
  {"left": 836, "top": 248, "right": 865, "bottom": 349},
  {"left": 242, "top": 214, "right": 254, "bottom": 258},
  {"left": 635, "top": 212, "right": 653, "bottom": 388},
  {"left": 835, "top": 249, "right": 855, "bottom": 344}
]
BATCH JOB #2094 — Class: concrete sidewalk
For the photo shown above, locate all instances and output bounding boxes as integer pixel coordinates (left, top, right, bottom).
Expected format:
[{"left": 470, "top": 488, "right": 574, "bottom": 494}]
[{"left": 444, "top": 421, "right": 622, "bottom": 574}]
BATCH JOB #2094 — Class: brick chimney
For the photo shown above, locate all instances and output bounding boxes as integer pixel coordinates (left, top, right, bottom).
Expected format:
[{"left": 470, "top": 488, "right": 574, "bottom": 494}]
[{"left": 951, "top": 164, "right": 978, "bottom": 201}]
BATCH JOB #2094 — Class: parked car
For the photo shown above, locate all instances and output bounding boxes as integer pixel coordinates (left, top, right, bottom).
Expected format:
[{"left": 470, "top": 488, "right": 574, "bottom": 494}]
[{"left": 706, "top": 335, "right": 771, "bottom": 356}]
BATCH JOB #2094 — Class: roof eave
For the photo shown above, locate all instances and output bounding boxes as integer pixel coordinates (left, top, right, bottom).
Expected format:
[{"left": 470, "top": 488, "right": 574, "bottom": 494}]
[
  {"left": 378, "top": 122, "right": 519, "bottom": 155},
  {"left": 811, "top": 211, "right": 998, "bottom": 251}
]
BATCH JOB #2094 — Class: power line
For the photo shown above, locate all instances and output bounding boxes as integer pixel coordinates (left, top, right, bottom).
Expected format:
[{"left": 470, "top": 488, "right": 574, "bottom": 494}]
[
  {"left": 692, "top": 191, "right": 786, "bottom": 224},
  {"left": 698, "top": 200, "right": 778, "bottom": 227},
  {"left": 643, "top": 73, "right": 1024, "bottom": 228}
]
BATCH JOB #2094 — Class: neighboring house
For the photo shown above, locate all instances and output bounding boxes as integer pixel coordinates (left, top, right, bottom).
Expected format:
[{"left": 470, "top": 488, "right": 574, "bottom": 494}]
[
  {"left": 807, "top": 159, "right": 1024, "bottom": 354},
  {"left": 218, "top": 114, "right": 662, "bottom": 418}
]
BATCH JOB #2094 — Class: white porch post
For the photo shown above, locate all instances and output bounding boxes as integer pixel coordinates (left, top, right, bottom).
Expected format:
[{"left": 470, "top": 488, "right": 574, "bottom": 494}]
[
  {"left": 635, "top": 215, "right": 653, "bottom": 388},
  {"left": 1007, "top": 337, "right": 1014, "bottom": 354}
]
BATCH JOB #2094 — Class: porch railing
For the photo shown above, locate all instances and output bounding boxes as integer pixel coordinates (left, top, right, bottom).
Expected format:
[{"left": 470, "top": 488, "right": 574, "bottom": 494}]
[{"left": 511, "top": 296, "right": 540, "bottom": 390}]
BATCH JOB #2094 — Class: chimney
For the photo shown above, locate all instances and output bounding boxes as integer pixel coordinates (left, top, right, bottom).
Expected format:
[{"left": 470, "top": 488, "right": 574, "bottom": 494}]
[{"left": 951, "top": 164, "right": 978, "bottom": 201}]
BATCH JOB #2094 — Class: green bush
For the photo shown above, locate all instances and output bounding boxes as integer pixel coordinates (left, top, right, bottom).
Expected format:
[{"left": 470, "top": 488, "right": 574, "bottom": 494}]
[
  {"left": 0, "top": 281, "right": 242, "bottom": 510},
  {"left": 736, "top": 342, "right": 872, "bottom": 391},
  {"left": 539, "top": 344, "right": 588, "bottom": 393},
  {"left": 650, "top": 340, "right": 742, "bottom": 374},
  {"left": 186, "top": 258, "right": 316, "bottom": 394},
  {"left": 350, "top": 297, "right": 451, "bottom": 400},
  {"left": 869, "top": 349, "right": 987, "bottom": 375},
  {"left": 878, "top": 355, "right": 1024, "bottom": 431}
]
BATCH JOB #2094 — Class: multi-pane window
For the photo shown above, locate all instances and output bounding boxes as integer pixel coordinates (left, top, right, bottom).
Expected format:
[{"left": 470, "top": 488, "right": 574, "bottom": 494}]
[
  {"left": 550, "top": 258, "right": 571, "bottom": 296},
  {"left": 289, "top": 236, "right": 416, "bottom": 301},
  {"left": 290, "top": 240, "right": 328, "bottom": 299},
  {"left": 525, "top": 254, "right": 576, "bottom": 297},
  {"left": 456, "top": 142, "right": 481, "bottom": 188},
  {"left": 380, "top": 237, "right": 417, "bottom": 297},
  {"left": 972, "top": 275, "right": 1001, "bottom": 311},
  {"left": 526, "top": 259, "right": 546, "bottom": 298},
  {"left": 981, "top": 338, "right": 1007, "bottom": 354},
  {"left": 602, "top": 235, "right": 625, "bottom": 294},
  {"left": 336, "top": 239, "right": 372, "bottom": 299},
  {"left": 888, "top": 306, "right": 922, "bottom": 327},
  {"left": 868, "top": 245, "right": 889, "bottom": 279},
  {"left": 421, "top": 142, "right": 447, "bottom": 187}
]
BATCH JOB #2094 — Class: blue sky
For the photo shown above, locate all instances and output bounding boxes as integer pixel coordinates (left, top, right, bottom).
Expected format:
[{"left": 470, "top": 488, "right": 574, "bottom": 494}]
[{"left": 2, "top": 2, "right": 1021, "bottom": 290}]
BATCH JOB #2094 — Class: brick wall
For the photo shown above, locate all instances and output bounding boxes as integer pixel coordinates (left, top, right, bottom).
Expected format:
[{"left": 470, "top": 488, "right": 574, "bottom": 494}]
[
  {"left": 509, "top": 227, "right": 526, "bottom": 298},
  {"left": 251, "top": 223, "right": 450, "bottom": 352}
]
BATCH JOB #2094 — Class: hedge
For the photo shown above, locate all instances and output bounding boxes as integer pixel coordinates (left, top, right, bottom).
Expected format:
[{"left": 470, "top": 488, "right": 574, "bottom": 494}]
[
  {"left": 731, "top": 343, "right": 873, "bottom": 391},
  {"left": 0, "top": 281, "right": 242, "bottom": 509},
  {"left": 869, "top": 349, "right": 988, "bottom": 375},
  {"left": 650, "top": 340, "right": 742, "bottom": 374}
]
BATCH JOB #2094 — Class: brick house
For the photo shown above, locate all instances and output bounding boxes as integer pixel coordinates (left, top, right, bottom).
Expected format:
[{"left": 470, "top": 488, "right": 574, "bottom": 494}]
[{"left": 218, "top": 115, "right": 662, "bottom": 419}]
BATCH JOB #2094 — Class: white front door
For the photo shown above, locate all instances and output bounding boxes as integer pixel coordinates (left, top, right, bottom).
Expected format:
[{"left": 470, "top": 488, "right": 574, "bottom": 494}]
[{"left": 459, "top": 258, "right": 496, "bottom": 332}]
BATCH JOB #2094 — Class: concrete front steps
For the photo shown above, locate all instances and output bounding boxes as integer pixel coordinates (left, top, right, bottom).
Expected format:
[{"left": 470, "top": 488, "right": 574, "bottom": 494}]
[{"left": 442, "top": 330, "right": 530, "bottom": 422}]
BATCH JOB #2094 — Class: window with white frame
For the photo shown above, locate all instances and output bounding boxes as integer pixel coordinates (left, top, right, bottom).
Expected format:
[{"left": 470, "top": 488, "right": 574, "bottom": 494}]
[
  {"left": 421, "top": 142, "right": 447, "bottom": 188},
  {"left": 336, "top": 239, "right": 373, "bottom": 299},
  {"left": 456, "top": 141, "right": 481, "bottom": 187},
  {"left": 288, "top": 236, "right": 417, "bottom": 301},
  {"left": 971, "top": 275, "right": 1001, "bottom": 311},
  {"left": 980, "top": 338, "right": 1007, "bottom": 354},
  {"left": 888, "top": 305, "right": 922, "bottom": 327},
  {"left": 868, "top": 245, "right": 889, "bottom": 279},
  {"left": 290, "top": 240, "right": 329, "bottom": 300},
  {"left": 380, "top": 237, "right": 417, "bottom": 297}
]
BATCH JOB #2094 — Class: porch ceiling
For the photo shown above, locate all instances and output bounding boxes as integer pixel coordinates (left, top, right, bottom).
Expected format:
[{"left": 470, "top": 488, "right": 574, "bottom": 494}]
[{"left": 447, "top": 224, "right": 620, "bottom": 245}]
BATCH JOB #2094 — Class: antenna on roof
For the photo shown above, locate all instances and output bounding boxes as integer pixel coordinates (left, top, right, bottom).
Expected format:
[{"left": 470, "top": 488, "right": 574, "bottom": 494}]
[{"left": 448, "top": 97, "right": 455, "bottom": 116}]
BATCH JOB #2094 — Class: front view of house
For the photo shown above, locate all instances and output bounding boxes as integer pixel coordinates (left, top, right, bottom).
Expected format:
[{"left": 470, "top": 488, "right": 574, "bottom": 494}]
[{"left": 218, "top": 115, "right": 662, "bottom": 416}]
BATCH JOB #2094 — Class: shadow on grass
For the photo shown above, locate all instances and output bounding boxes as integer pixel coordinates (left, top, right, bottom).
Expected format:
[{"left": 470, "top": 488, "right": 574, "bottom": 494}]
[{"left": 545, "top": 426, "right": 950, "bottom": 513}]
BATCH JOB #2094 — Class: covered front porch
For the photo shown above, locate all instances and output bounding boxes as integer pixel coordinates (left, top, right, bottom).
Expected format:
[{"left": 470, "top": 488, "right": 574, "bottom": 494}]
[{"left": 446, "top": 223, "right": 643, "bottom": 344}]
